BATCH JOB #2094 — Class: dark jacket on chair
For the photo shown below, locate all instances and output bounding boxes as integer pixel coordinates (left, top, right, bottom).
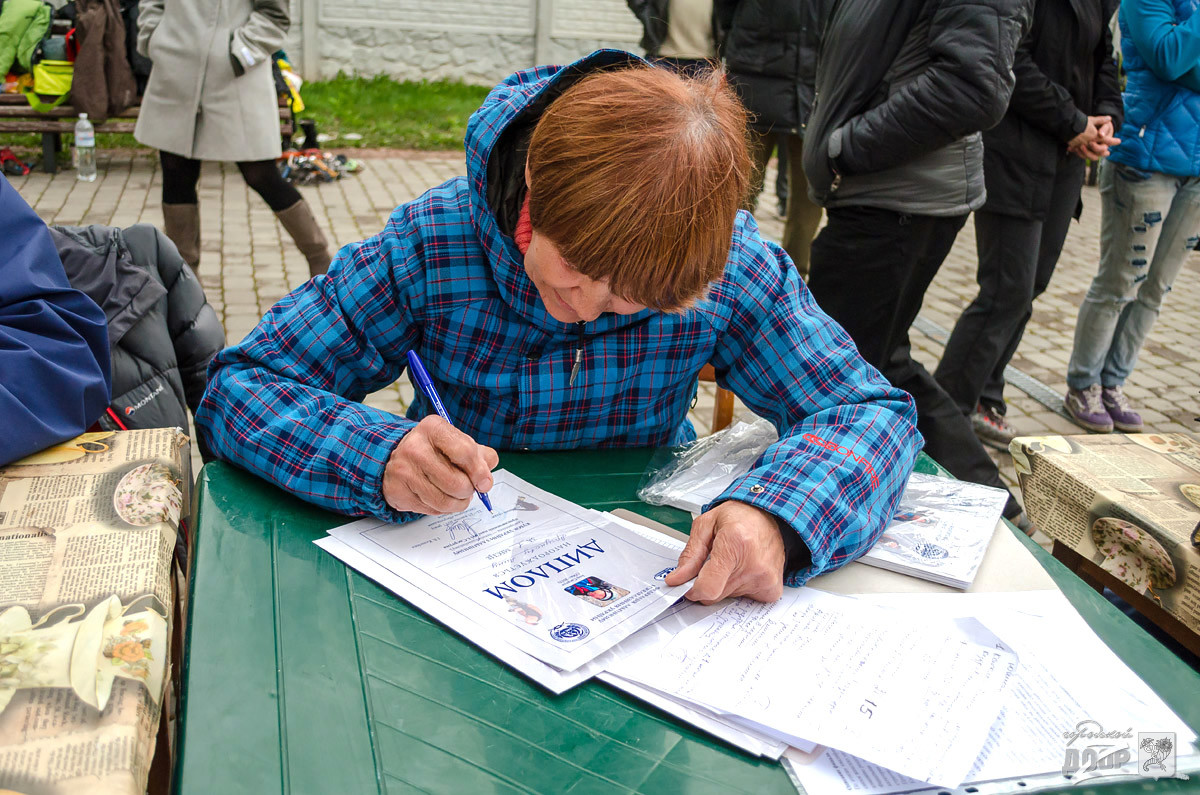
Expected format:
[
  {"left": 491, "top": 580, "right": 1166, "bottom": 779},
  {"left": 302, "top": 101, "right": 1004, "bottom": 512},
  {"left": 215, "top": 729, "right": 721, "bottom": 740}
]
[
  {"left": 51, "top": 223, "right": 225, "bottom": 453},
  {"left": 714, "top": 0, "right": 830, "bottom": 135},
  {"left": 803, "top": 0, "right": 1032, "bottom": 215},
  {"left": 981, "top": 0, "right": 1124, "bottom": 220}
]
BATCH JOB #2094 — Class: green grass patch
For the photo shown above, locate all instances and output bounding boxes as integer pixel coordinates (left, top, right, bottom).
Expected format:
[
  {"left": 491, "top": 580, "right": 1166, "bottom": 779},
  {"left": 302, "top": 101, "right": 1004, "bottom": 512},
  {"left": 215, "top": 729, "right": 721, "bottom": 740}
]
[
  {"left": 0, "top": 74, "right": 488, "bottom": 156},
  {"left": 300, "top": 73, "right": 490, "bottom": 150}
]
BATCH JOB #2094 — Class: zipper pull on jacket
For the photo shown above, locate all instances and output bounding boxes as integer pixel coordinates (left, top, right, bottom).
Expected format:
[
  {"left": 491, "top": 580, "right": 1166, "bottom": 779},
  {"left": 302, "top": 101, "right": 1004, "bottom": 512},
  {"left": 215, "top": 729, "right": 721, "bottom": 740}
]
[{"left": 569, "top": 321, "right": 585, "bottom": 386}]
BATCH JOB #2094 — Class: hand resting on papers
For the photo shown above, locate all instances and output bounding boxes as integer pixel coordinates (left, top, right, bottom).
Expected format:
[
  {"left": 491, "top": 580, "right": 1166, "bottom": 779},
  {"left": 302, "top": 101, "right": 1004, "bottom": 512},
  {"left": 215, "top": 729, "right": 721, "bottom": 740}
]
[
  {"left": 665, "top": 501, "right": 791, "bottom": 604},
  {"left": 383, "top": 416, "right": 498, "bottom": 515}
]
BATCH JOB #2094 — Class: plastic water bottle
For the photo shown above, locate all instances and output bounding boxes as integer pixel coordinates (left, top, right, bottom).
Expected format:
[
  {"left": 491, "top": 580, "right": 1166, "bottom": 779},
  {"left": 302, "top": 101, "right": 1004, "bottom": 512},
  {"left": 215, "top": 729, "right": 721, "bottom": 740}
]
[{"left": 74, "top": 113, "right": 96, "bottom": 182}]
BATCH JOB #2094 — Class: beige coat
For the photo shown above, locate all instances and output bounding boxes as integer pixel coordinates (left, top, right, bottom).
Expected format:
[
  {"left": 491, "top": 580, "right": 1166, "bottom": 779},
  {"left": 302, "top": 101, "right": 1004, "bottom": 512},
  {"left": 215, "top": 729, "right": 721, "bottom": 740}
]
[{"left": 133, "top": 0, "right": 288, "bottom": 162}]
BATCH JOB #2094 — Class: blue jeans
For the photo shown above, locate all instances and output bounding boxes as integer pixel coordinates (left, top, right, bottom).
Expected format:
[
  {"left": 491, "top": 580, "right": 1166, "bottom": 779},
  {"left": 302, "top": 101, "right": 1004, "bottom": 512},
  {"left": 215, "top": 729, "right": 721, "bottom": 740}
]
[{"left": 1067, "top": 160, "right": 1200, "bottom": 389}]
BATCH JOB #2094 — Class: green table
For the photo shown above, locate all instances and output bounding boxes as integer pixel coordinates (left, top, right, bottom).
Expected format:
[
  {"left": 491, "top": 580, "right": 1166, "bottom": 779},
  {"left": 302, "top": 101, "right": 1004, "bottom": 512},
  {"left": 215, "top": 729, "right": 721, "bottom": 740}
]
[{"left": 177, "top": 451, "right": 1200, "bottom": 794}]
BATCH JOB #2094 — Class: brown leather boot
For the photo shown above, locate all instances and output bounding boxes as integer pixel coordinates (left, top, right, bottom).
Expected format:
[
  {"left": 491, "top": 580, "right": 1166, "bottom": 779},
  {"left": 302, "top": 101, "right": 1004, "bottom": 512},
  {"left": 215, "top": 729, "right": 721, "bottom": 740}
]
[
  {"left": 162, "top": 203, "right": 201, "bottom": 272},
  {"left": 275, "top": 199, "right": 332, "bottom": 277}
]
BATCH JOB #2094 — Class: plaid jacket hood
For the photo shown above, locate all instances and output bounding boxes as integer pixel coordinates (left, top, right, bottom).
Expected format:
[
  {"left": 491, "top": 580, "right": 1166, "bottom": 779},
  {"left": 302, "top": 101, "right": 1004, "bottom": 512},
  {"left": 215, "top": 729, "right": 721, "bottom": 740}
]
[
  {"left": 465, "top": 49, "right": 653, "bottom": 336},
  {"left": 197, "top": 51, "right": 923, "bottom": 585}
]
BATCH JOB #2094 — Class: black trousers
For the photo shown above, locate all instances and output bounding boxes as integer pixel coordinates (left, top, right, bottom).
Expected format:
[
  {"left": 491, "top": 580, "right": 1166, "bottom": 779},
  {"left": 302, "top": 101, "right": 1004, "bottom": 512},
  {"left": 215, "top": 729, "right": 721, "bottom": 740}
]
[
  {"left": 159, "top": 150, "right": 301, "bottom": 212},
  {"left": 808, "top": 206, "right": 1018, "bottom": 514},
  {"left": 935, "top": 157, "right": 1085, "bottom": 414}
]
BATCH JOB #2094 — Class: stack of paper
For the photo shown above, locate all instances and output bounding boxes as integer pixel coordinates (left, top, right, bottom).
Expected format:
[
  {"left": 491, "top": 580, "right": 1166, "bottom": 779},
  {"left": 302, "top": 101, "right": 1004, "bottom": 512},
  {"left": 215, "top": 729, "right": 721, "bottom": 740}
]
[
  {"left": 321, "top": 471, "right": 689, "bottom": 675},
  {"left": 603, "top": 588, "right": 1019, "bottom": 787},
  {"left": 316, "top": 471, "right": 1022, "bottom": 777},
  {"left": 316, "top": 471, "right": 1196, "bottom": 794},
  {"left": 859, "top": 474, "right": 1009, "bottom": 589},
  {"left": 781, "top": 591, "right": 1199, "bottom": 795}
]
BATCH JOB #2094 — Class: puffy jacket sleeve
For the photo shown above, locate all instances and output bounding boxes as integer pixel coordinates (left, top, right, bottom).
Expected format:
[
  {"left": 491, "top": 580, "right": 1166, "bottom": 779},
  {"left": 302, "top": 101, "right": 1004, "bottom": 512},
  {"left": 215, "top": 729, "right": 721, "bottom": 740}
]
[
  {"left": 196, "top": 206, "right": 425, "bottom": 522},
  {"left": 705, "top": 215, "right": 922, "bottom": 585},
  {"left": 0, "top": 177, "right": 111, "bottom": 467},
  {"left": 833, "top": 0, "right": 1030, "bottom": 177},
  {"left": 229, "top": 0, "right": 288, "bottom": 76},
  {"left": 1122, "top": 0, "right": 1200, "bottom": 84},
  {"left": 139, "top": 226, "right": 225, "bottom": 416}
]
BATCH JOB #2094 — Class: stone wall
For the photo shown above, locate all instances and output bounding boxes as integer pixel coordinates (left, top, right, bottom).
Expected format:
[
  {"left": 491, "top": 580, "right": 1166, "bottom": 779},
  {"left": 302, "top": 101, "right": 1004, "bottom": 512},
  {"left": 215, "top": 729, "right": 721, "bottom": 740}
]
[{"left": 288, "top": 0, "right": 643, "bottom": 84}]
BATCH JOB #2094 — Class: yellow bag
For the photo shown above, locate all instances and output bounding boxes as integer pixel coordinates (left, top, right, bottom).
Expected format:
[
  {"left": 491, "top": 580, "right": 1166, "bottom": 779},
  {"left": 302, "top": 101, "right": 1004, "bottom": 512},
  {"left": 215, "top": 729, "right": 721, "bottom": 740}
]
[{"left": 23, "top": 60, "right": 73, "bottom": 111}]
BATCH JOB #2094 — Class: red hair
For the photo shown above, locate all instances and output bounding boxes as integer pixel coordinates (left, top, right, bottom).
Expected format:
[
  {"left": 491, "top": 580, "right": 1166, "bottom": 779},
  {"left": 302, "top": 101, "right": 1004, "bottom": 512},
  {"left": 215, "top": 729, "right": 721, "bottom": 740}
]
[{"left": 527, "top": 66, "right": 751, "bottom": 311}]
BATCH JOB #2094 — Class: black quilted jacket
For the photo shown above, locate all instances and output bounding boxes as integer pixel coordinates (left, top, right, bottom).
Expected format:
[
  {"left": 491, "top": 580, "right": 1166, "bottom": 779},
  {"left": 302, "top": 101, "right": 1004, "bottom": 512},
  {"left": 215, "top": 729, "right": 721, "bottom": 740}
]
[{"left": 51, "top": 223, "right": 224, "bottom": 455}]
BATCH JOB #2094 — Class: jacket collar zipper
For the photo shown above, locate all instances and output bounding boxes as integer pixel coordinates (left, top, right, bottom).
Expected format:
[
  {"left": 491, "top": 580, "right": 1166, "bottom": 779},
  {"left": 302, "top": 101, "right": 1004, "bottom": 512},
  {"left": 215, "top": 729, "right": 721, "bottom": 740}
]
[{"left": 569, "top": 321, "right": 585, "bottom": 386}]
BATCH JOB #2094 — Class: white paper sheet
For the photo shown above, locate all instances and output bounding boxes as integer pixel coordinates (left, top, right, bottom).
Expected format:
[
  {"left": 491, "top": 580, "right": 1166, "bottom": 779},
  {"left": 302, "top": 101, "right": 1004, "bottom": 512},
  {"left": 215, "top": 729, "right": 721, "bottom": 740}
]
[
  {"left": 606, "top": 588, "right": 1018, "bottom": 786},
  {"left": 598, "top": 672, "right": 790, "bottom": 758},
  {"left": 315, "top": 535, "right": 608, "bottom": 693},
  {"left": 327, "top": 471, "right": 689, "bottom": 671},
  {"left": 784, "top": 590, "right": 1197, "bottom": 794},
  {"left": 319, "top": 531, "right": 792, "bottom": 756}
]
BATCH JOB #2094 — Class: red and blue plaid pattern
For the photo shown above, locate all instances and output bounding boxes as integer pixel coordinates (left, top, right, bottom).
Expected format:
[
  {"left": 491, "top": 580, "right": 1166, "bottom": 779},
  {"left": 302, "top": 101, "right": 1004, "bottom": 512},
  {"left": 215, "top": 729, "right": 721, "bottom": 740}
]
[{"left": 196, "top": 51, "right": 922, "bottom": 585}]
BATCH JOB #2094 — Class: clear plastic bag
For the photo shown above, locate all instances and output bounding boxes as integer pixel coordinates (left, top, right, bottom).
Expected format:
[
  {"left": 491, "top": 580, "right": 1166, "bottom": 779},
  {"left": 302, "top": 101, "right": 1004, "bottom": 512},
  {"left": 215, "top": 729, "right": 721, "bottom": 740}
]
[{"left": 637, "top": 419, "right": 778, "bottom": 514}]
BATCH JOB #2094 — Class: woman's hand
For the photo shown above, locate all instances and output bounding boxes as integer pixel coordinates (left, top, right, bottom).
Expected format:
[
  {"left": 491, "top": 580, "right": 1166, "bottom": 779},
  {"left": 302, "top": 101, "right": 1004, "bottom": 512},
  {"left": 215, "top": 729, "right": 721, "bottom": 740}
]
[
  {"left": 665, "top": 501, "right": 789, "bottom": 604},
  {"left": 382, "top": 416, "right": 498, "bottom": 515}
]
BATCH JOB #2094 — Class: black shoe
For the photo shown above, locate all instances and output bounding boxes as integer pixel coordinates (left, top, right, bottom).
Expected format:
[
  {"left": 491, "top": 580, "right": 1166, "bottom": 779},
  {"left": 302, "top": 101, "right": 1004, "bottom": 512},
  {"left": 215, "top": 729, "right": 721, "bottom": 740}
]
[{"left": 971, "top": 403, "right": 1017, "bottom": 451}]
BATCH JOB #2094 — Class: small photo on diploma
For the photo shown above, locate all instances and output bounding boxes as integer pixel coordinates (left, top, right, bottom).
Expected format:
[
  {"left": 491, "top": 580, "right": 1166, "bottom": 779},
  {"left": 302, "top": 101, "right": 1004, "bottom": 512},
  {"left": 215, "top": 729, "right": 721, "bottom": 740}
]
[{"left": 565, "top": 576, "right": 630, "bottom": 607}]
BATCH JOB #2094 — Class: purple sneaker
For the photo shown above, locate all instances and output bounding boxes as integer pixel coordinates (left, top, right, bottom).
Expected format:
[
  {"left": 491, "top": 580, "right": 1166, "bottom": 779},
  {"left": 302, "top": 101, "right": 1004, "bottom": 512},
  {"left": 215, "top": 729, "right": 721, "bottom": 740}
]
[
  {"left": 1102, "top": 385, "right": 1144, "bottom": 433},
  {"left": 1064, "top": 385, "right": 1113, "bottom": 433}
]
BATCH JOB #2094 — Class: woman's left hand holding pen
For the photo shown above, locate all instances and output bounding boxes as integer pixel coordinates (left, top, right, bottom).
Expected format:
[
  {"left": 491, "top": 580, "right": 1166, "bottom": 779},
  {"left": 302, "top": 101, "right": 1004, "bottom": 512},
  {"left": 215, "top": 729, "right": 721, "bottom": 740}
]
[{"left": 382, "top": 416, "right": 499, "bottom": 515}]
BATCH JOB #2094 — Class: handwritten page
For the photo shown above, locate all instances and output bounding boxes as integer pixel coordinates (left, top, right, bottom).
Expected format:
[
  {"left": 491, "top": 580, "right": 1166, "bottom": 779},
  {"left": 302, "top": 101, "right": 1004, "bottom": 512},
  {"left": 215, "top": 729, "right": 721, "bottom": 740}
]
[
  {"left": 605, "top": 588, "right": 1017, "bottom": 786},
  {"left": 784, "top": 591, "right": 1197, "bottom": 794}
]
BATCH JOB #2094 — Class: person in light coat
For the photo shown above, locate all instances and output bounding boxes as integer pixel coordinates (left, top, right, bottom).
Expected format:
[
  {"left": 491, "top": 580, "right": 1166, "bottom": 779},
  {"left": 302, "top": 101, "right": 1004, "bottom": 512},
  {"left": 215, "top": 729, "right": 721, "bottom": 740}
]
[{"left": 133, "top": 0, "right": 331, "bottom": 277}]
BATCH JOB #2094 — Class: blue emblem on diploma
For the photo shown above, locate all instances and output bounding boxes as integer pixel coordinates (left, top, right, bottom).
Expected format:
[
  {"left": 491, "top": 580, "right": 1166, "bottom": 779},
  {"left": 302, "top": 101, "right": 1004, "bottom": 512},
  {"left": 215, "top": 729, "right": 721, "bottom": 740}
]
[{"left": 549, "top": 622, "right": 590, "bottom": 643}]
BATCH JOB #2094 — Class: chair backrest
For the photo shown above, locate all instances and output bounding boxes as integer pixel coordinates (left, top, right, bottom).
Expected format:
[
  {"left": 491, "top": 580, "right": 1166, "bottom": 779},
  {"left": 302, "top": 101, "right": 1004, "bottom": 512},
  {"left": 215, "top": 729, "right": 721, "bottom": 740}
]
[{"left": 698, "top": 364, "right": 734, "bottom": 433}]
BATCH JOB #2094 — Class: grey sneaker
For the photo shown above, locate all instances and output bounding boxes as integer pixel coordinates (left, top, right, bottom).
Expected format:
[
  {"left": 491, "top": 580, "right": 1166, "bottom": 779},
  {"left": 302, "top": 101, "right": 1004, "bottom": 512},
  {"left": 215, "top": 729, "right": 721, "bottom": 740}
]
[
  {"left": 971, "top": 403, "right": 1017, "bottom": 450},
  {"left": 1102, "top": 385, "right": 1144, "bottom": 433},
  {"left": 1065, "top": 385, "right": 1113, "bottom": 433}
]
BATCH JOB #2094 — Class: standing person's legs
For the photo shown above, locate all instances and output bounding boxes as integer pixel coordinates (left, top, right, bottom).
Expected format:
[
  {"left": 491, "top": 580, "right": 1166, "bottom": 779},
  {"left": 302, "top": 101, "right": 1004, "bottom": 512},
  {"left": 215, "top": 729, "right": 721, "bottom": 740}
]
[
  {"left": 933, "top": 210, "right": 1042, "bottom": 415},
  {"left": 1101, "top": 173, "right": 1200, "bottom": 386},
  {"left": 811, "top": 208, "right": 1019, "bottom": 512},
  {"left": 977, "top": 160, "right": 1085, "bottom": 410},
  {"left": 159, "top": 151, "right": 203, "bottom": 271},
  {"left": 236, "top": 160, "right": 332, "bottom": 277},
  {"left": 1067, "top": 161, "right": 1176, "bottom": 391},
  {"left": 745, "top": 129, "right": 776, "bottom": 214},
  {"left": 780, "top": 134, "right": 823, "bottom": 280},
  {"left": 879, "top": 213, "right": 1019, "bottom": 512},
  {"left": 808, "top": 206, "right": 913, "bottom": 366}
]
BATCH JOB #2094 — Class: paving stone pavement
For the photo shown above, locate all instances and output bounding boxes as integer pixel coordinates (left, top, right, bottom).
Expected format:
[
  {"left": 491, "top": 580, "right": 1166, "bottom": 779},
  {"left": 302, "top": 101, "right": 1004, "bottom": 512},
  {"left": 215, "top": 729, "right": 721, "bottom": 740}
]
[{"left": 11, "top": 152, "right": 1200, "bottom": 499}]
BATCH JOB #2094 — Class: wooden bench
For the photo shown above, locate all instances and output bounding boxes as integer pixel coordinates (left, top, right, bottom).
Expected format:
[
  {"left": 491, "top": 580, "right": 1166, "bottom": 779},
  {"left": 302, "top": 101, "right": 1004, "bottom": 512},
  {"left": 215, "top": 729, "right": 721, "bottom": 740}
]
[{"left": 0, "top": 94, "right": 294, "bottom": 174}]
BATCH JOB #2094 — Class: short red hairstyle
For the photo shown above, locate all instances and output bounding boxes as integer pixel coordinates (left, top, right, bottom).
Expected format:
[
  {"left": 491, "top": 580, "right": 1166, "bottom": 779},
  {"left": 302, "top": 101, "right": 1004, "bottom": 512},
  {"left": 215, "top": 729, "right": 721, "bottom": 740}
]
[{"left": 526, "top": 66, "right": 751, "bottom": 311}]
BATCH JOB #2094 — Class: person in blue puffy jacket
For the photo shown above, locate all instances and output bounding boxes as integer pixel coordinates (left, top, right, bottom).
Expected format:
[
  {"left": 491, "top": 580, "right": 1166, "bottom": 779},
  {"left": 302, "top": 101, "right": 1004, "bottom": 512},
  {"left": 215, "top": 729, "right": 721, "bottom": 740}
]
[
  {"left": 1064, "top": 0, "right": 1200, "bottom": 433},
  {"left": 0, "top": 175, "right": 111, "bottom": 466}
]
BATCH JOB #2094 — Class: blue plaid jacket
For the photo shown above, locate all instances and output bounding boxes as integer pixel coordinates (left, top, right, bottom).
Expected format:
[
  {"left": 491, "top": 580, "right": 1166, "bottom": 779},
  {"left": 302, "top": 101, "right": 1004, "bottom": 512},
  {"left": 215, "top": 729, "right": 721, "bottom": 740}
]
[{"left": 196, "top": 51, "right": 922, "bottom": 585}]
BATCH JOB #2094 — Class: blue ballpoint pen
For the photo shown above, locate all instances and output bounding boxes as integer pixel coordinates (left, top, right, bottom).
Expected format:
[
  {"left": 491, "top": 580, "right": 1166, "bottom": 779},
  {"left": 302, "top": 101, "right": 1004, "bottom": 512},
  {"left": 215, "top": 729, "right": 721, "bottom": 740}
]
[{"left": 405, "top": 350, "right": 494, "bottom": 513}]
